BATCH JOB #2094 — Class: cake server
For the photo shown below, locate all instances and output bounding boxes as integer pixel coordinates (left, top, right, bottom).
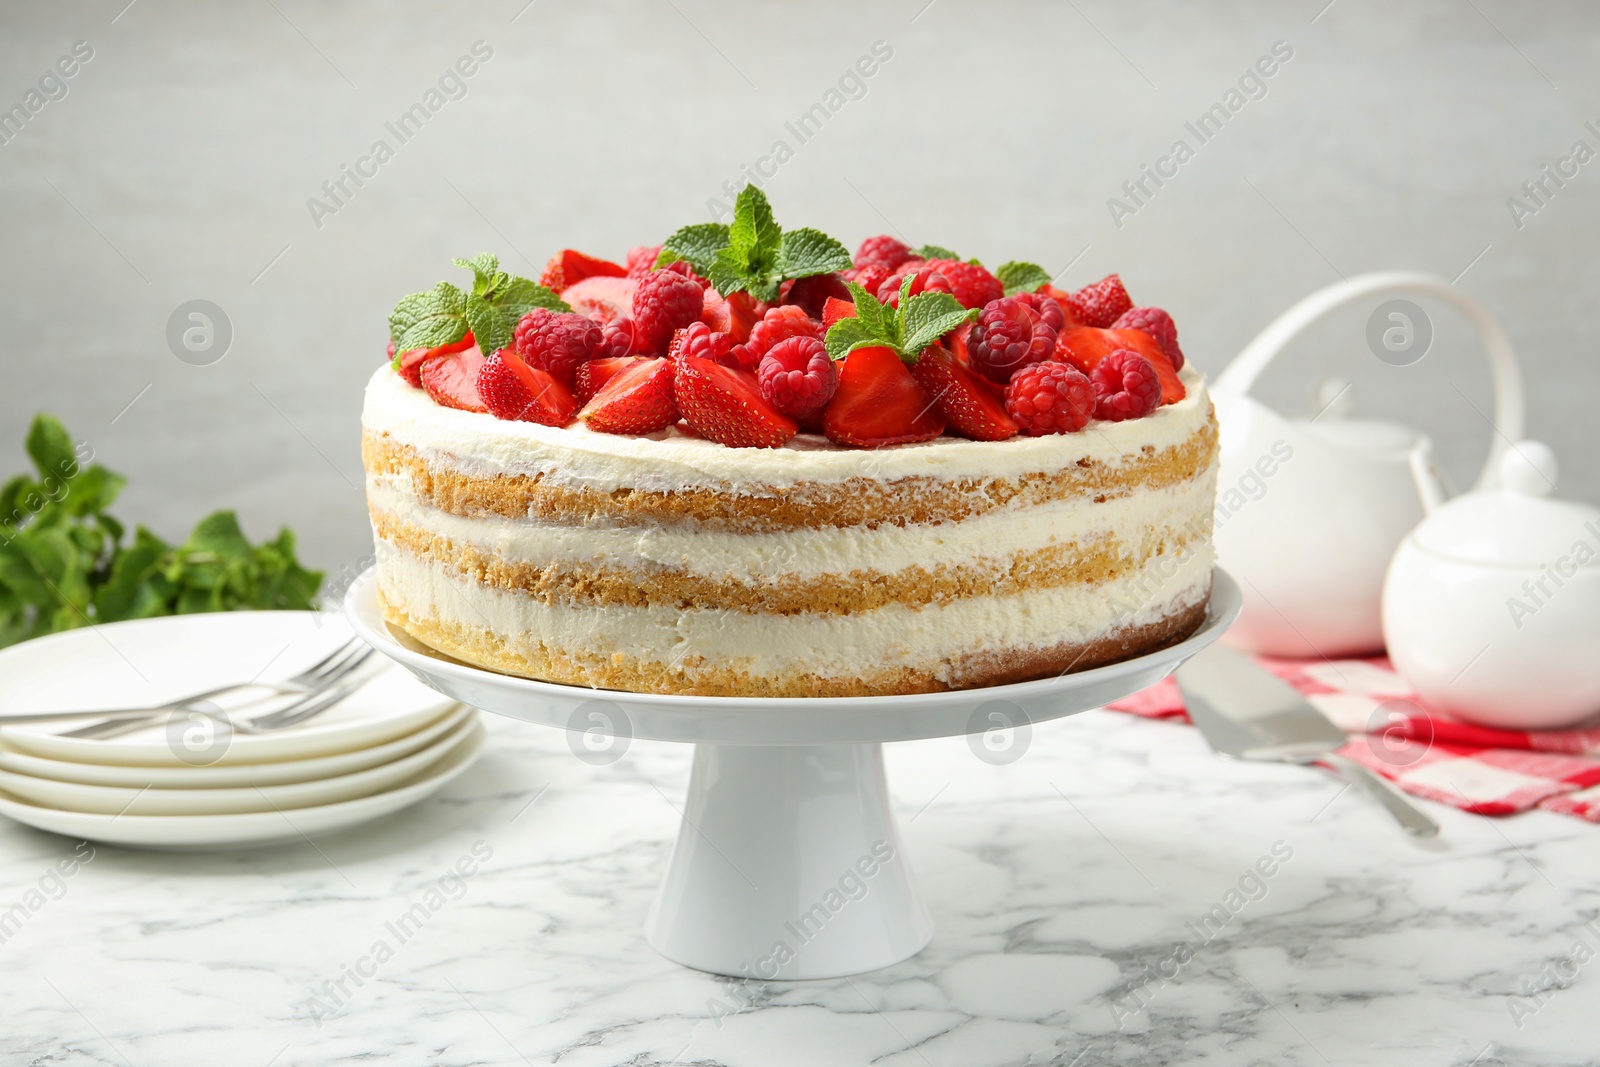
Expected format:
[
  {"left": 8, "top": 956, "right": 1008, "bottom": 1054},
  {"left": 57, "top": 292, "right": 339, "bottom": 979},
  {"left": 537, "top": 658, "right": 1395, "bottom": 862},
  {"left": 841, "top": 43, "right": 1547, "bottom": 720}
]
[{"left": 1175, "top": 646, "right": 1439, "bottom": 837}]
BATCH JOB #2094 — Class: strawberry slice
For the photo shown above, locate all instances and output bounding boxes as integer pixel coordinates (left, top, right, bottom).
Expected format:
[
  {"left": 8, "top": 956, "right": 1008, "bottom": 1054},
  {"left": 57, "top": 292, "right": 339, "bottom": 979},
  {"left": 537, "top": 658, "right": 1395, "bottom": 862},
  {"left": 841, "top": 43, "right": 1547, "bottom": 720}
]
[
  {"left": 724, "top": 291, "right": 763, "bottom": 343},
  {"left": 701, "top": 288, "right": 733, "bottom": 334},
  {"left": 539, "top": 249, "right": 627, "bottom": 293},
  {"left": 674, "top": 354, "right": 797, "bottom": 448},
  {"left": 823, "top": 346, "right": 945, "bottom": 447},
  {"left": 822, "top": 296, "right": 857, "bottom": 328},
  {"left": 1053, "top": 327, "right": 1185, "bottom": 405},
  {"left": 911, "top": 346, "right": 1018, "bottom": 441},
  {"left": 579, "top": 356, "right": 678, "bottom": 435},
  {"left": 420, "top": 348, "right": 488, "bottom": 412},
  {"left": 575, "top": 355, "right": 647, "bottom": 405},
  {"left": 395, "top": 331, "right": 476, "bottom": 388},
  {"left": 475, "top": 348, "right": 575, "bottom": 426},
  {"left": 562, "top": 276, "right": 638, "bottom": 324}
]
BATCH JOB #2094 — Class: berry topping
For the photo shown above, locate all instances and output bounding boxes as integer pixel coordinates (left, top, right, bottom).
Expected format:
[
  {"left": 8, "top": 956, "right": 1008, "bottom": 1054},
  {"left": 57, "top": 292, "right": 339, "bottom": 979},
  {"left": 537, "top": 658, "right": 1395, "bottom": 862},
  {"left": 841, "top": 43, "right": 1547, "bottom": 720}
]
[
  {"left": 855, "top": 234, "right": 914, "bottom": 272},
  {"left": 911, "top": 345, "right": 1019, "bottom": 441},
  {"left": 1014, "top": 292, "right": 1066, "bottom": 331},
  {"left": 823, "top": 346, "right": 945, "bottom": 447},
  {"left": 674, "top": 355, "right": 798, "bottom": 449},
  {"left": 632, "top": 268, "right": 708, "bottom": 356},
  {"left": 877, "top": 265, "right": 953, "bottom": 308},
  {"left": 575, "top": 355, "right": 647, "bottom": 405},
  {"left": 1004, "top": 362, "right": 1094, "bottom": 436},
  {"left": 758, "top": 336, "right": 838, "bottom": 422},
  {"left": 1089, "top": 349, "right": 1162, "bottom": 422},
  {"left": 579, "top": 355, "right": 679, "bottom": 435},
  {"left": 598, "top": 317, "right": 641, "bottom": 359},
  {"left": 513, "top": 309, "right": 603, "bottom": 387},
  {"left": 848, "top": 263, "right": 893, "bottom": 303},
  {"left": 625, "top": 245, "right": 663, "bottom": 278},
  {"left": 741, "top": 305, "right": 824, "bottom": 365},
  {"left": 967, "top": 297, "right": 1057, "bottom": 384},
  {"left": 1111, "top": 306, "right": 1184, "bottom": 370},
  {"left": 723, "top": 290, "right": 764, "bottom": 344},
  {"left": 561, "top": 275, "right": 638, "bottom": 324},
  {"left": 822, "top": 297, "right": 857, "bottom": 328},
  {"left": 668, "top": 320, "right": 733, "bottom": 366},
  {"left": 781, "top": 272, "right": 851, "bottom": 319},
  {"left": 538, "top": 249, "right": 626, "bottom": 293},
  {"left": 1053, "top": 327, "right": 1185, "bottom": 405},
  {"left": 1065, "top": 273, "right": 1134, "bottom": 328},
  {"left": 476, "top": 348, "right": 577, "bottom": 426},
  {"left": 420, "top": 349, "right": 489, "bottom": 413},
  {"left": 393, "top": 331, "right": 476, "bottom": 388},
  {"left": 924, "top": 258, "right": 1004, "bottom": 310}
]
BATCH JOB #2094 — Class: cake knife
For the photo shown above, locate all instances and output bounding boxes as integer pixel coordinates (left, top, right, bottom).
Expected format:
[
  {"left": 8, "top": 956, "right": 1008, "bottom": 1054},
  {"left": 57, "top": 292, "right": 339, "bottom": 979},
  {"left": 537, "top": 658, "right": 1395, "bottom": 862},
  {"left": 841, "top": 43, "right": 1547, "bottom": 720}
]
[{"left": 1175, "top": 646, "right": 1440, "bottom": 838}]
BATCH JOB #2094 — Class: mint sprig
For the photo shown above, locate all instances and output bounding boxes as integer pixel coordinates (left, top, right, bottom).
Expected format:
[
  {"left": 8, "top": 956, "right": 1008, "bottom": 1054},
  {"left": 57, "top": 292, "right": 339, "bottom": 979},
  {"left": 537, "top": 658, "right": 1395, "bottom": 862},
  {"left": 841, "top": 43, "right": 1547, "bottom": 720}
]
[
  {"left": 657, "top": 185, "right": 851, "bottom": 302},
  {"left": 912, "top": 243, "right": 960, "bottom": 261},
  {"left": 388, "top": 254, "right": 568, "bottom": 360},
  {"left": 996, "top": 260, "right": 1052, "bottom": 297},
  {"left": 0, "top": 415, "right": 322, "bottom": 648},
  {"left": 823, "top": 277, "right": 976, "bottom": 363}
]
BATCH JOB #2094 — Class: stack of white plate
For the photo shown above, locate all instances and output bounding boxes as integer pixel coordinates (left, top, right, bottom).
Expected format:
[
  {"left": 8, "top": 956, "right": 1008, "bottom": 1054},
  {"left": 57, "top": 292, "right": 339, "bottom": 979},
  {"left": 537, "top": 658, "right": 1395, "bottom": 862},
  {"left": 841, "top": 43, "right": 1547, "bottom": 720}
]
[{"left": 0, "top": 612, "right": 481, "bottom": 850}]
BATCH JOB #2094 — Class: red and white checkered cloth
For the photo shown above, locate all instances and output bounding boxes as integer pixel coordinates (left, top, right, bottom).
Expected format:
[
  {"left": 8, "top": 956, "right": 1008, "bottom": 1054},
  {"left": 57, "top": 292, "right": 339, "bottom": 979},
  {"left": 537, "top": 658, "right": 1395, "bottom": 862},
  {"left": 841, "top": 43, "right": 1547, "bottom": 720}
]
[{"left": 1108, "top": 655, "right": 1600, "bottom": 822}]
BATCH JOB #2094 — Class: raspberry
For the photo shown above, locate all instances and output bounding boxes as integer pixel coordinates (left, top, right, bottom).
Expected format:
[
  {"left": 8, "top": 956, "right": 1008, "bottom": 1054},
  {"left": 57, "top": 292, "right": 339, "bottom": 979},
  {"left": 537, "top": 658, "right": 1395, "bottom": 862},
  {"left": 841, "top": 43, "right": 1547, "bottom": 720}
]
[
  {"left": 878, "top": 265, "right": 952, "bottom": 308},
  {"left": 924, "top": 259, "right": 1004, "bottom": 310},
  {"left": 633, "top": 268, "right": 707, "bottom": 356},
  {"left": 967, "top": 297, "right": 1057, "bottom": 384},
  {"left": 659, "top": 259, "right": 709, "bottom": 288},
  {"left": 600, "top": 317, "right": 640, "bottom": 358},
  {"left": 854, "top": 234, "right": 914, "bottom": 271},
  {"left": 1067, "top": 273, "right": 1134, "bottom": 328},
  {"left": 1111, "top": 306, "right": 1184, "bottom": 370},
  {"left": 625, "top": 245, "right": 662, "bottom": 278},
  {"left": 1015, "top": 292, "right": 1066, "bottom": 331},
  {"left": 1090, "top": 349, "right": 1162, "bottom": 422},
  {"left": 745, "top": 305, "right": 823, "bottom": 361},
  {"left": 848, "top": 263, "right": 892, "bottom": 300},
  {"left": 513, "top": 310, "right": 603, "bottom": 386},
  {"left": 1004, "top": 362, "right": 1094, "bottom": 436},
  {"left": 668, "top": 320, "right": 732, "bottom": 365},
  {"left": 758, "top": 336, "right": 838, "bottom": 421}
]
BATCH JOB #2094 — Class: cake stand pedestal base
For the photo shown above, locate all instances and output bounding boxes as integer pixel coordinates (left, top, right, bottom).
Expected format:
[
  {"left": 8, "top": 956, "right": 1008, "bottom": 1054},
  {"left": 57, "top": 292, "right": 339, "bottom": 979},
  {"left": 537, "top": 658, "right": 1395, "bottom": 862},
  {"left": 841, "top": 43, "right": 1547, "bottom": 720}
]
[{"left": 645, "top": 742, "right": 931, "bottom": 980}]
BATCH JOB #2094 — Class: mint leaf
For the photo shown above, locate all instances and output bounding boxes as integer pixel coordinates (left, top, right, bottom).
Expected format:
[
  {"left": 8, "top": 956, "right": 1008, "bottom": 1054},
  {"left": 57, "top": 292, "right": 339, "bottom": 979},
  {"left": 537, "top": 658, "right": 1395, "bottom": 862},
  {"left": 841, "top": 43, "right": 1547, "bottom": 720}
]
[
  {"left": 658, "top": 223, "right": 730, "bottom": 274},
  {"left": 390, "top": 281, "right": 469, "bottom": 352},
  {"left": 912, "top": 244, "right": 959, "bottom": 261},
  {"left": 453, "top": 254, "right": 502, "bottom": 296},
  {"left": 727, "top": 185, "right": 781, "bottom": 263},
  {"left": 844, "top": 281, "right": 894, "bottom": 343},
  {"left": 777, "top": 228, "right": 852, "bottom": 280},
  {"left": 495, "top": 277, "right": 569, "bottom": 317},
  {"left": 997, "top": 260, "right": 1052, "bottom": 297},
  {"left": 184, "top": 510, "right": 253, "bottom": 564},
  {"left": 902, "top": 291, "right": 976, "bottom": 354},
  {"left": 25, "top": 415, "right": 76, "bottom": 483},
  {"left": 464, "top": 294, "right": 512, "bottom": 357},
  {"left": 823, "top": 317, "right": 881, "bottom": 360}
]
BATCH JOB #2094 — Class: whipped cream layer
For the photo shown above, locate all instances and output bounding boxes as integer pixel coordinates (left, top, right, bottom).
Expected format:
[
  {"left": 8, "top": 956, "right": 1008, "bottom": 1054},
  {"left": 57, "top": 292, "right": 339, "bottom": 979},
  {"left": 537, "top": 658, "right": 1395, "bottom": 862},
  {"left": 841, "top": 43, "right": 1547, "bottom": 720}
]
[
  {"left": 375, "top": 540, "right": 1214, "bottom": 681},
  {"left": 361, "top": 364, "right": 1213, "bottom": 493}
]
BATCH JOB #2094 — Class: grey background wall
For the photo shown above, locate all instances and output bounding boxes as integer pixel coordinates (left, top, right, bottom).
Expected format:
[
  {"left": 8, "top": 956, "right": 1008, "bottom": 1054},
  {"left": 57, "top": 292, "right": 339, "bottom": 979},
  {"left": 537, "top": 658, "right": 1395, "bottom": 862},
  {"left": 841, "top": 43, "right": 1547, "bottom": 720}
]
[{"left": 2, "top": 0, "right": 1596, "bottom": 578}]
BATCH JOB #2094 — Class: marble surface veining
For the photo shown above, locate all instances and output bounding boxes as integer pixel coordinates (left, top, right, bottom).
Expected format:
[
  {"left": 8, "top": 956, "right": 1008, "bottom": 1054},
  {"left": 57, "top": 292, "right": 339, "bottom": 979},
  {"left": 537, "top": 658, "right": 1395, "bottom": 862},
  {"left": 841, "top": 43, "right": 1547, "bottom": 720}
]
[{"left": 2, "top": 708, "right": 1597, "bottom": 1066}]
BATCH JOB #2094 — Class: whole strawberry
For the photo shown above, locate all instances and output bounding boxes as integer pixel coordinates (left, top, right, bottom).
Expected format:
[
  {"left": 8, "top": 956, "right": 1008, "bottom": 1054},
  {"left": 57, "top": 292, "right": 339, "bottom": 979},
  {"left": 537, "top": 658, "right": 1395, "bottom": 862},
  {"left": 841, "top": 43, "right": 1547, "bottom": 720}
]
[
  {"left": 967, "top": 297, "right": 1056, "bottom": 384},
  {"left": 1111, "top": 306, "right": 1183, "bottom": 370},
  {"left": 633, "top": 268, "right": 706, "bottom": 355},
  {"left": 924, "top": 258, "right": 1004, "bottom": 310},
  {"left": 1067, "top": 273, "right": 1134, "bottom": 328},
  {"left": 855, "top": 234, "right": 914, "bottom": 271},
  {"left": 758, "top": 336, "right": 838, "bottom": 422},
  {"left": 514, "top": 310, "right": 603, "bottom": 387},
  {"left": 1090, "top": 349, "right": 1162, "bottom": 422},
  {"left": 1004, "top": 362, "right": 1095, "bottom": 436}
]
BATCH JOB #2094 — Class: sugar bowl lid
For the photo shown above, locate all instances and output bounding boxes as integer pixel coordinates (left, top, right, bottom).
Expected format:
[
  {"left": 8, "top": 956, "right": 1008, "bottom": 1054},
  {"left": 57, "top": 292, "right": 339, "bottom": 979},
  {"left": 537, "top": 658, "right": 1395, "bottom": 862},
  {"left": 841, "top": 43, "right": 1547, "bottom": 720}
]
[{"left": 1410, "top": 441, "right": 1600, "bottom": 568}]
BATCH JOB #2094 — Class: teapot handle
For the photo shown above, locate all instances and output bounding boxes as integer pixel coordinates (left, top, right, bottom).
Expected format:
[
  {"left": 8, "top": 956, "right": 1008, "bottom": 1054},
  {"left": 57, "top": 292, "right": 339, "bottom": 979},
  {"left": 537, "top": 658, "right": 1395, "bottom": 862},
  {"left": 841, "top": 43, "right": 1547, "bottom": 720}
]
[{"left": 1215, "top": 272, "right": 1525, "bottom": 489}]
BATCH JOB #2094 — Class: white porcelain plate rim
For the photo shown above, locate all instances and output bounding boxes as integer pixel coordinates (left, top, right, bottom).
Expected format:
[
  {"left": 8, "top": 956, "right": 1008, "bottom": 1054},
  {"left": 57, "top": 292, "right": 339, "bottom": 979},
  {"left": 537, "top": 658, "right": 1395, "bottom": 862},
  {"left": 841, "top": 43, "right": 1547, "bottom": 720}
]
[{"left": 346, "top": 566, "right": 1243, "bottom": 745}]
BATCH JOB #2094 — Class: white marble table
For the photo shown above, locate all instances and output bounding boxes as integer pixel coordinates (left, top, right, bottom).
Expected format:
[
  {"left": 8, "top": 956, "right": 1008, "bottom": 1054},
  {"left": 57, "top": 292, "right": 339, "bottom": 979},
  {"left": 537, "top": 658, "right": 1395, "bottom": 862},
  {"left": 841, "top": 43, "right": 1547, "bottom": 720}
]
[{"left": 2, "top": 707, "right": 1596, "bottom": 1066}]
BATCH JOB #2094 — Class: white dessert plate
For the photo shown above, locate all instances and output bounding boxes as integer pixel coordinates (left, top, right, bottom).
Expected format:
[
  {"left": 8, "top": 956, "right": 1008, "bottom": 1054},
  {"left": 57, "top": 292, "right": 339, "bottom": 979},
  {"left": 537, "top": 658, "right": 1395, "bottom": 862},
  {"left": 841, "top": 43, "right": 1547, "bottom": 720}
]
[
  {"left": 0, "top": 611, "right": 458, "bottom": 767},
  {"left": 0, "top": 721, "right": 484, "bottom": 851},
  {"left": 0, "top": 704, "right": 471, "bottom": 789},
  {"left": 347, "top": 567, "right": 1245, "bottom": 745},
  {"left": 0, "top": 716, "right": 482, "bottom": 816}
]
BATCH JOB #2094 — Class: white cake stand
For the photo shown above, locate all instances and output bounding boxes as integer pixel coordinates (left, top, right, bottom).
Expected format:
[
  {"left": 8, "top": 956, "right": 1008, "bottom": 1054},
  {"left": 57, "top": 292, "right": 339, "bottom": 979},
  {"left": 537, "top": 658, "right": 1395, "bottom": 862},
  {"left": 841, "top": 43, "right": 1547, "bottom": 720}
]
[{"left": 346, "top": 568, "right": 1240, "bottom": 979}]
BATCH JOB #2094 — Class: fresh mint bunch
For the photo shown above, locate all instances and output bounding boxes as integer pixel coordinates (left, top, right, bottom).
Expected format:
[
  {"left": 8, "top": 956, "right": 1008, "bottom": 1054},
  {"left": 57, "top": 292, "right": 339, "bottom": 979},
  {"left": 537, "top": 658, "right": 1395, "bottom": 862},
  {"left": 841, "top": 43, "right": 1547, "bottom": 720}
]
[
  {"left": 388, "top": 254, "right": 568, "bottom": 360},
  {"left": 657, "top": 185, "right": 852, "bottom": 302},
  {"left": 996, "top": 260, "right": 1052, "bottom": 297},
  {"left": 0, "top": 415, "right": 322, "bottom": 648},
  {"left": 823, "top": 276, "right": 976, "bottom": 363}
]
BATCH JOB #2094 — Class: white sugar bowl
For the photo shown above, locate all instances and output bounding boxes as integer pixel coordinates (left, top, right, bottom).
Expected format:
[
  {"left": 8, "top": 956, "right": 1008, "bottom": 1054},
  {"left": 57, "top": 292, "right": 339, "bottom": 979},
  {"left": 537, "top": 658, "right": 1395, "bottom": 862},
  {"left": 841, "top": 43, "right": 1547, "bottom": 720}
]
[{"left": 1382, "top": 441, "right": 1600, "bottom": 730}]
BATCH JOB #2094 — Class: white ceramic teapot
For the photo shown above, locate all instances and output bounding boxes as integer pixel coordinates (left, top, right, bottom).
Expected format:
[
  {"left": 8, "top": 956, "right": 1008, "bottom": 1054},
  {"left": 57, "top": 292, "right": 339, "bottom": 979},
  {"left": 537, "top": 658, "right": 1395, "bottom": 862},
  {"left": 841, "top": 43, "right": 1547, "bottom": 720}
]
[
  {"left": 1383, "top": 442, "right": 1600, "bottom": 730},
  {"left": 1212, "top": 272, "right": 1525, "bottom": 658}
]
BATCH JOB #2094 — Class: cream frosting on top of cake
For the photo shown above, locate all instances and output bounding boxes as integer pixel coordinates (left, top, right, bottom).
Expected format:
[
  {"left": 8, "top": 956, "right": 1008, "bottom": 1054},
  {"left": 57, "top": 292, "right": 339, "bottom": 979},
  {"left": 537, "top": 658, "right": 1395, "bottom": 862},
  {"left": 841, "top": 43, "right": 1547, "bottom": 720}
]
[{"left": 361, "top": 363, "right": 1211, "bottom": 493}]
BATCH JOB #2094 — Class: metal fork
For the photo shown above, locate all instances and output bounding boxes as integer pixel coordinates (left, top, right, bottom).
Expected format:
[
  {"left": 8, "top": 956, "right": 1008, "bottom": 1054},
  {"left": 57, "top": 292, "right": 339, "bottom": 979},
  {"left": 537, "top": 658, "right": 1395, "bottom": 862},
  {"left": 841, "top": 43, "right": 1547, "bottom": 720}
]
[
  {"left": 56, "top": 642, "right": 376, "bottom": 740},
  {"left": 78, "top": 672, "right": 379, "bottom": 742},
  {"left": 1, "top": 638, "right": 370, "bottom": 727}
]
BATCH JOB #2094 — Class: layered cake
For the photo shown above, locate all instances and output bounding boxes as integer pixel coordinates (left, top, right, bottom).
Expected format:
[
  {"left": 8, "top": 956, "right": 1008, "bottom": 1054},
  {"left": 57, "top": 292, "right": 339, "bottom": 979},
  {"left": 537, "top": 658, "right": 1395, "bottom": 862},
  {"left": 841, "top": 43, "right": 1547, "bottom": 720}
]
[{"left": 363, "top": 188, "right": 1217, "bottom": 697}]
